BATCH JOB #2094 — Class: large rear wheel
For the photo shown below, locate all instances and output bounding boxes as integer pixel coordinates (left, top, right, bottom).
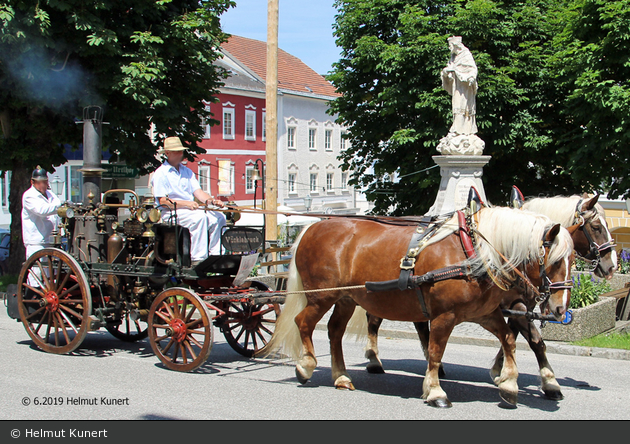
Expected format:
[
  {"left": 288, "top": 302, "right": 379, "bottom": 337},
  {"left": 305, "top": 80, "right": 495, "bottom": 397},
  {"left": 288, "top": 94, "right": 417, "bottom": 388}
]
[
  {"left": 17, "top": 248, "right": 92, "bottom": 354},
  {"left": 148, "top": 287, "right": 213, "bottom": 372}
]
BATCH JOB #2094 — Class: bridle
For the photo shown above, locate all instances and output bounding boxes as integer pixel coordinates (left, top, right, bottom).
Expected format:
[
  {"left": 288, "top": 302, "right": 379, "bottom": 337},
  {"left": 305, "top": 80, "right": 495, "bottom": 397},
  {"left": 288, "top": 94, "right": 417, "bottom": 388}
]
[{"left": 573, "top": 198, "right": 616, "bottom": 272}]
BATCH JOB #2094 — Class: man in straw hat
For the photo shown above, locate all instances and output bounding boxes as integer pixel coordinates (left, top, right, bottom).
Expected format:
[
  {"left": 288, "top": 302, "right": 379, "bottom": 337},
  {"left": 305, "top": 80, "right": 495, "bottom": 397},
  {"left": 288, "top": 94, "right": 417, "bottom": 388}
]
[
  {"left": 21, "top": 165, "right": 62, "bottom": 259},
  {"left": 151, "top": 136, "right": 226, "bottom": 262}
]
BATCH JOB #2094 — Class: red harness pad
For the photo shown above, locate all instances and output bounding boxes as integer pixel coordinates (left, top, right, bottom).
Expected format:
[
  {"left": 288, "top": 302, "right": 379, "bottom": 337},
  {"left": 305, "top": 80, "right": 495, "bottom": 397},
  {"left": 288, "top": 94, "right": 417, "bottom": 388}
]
[{"left": 457, "top": 210, "right": 476, "bottom": 259}]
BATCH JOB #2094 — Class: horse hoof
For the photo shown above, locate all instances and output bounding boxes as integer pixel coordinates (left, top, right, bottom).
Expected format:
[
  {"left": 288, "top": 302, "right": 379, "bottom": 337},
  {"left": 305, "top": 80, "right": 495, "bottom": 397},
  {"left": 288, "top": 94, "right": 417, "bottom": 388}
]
[
  {"left": 295, "top": 366, "right": 310, "bottom": 385},
  {"left": 499, "top": 389, "right": 518, "bottom": 406},
  {"left": 366, "top": 363, "right": 385, "bottom": 374},
  {"left": 427, "top": 398, "right": 452, "bottom": 409},
  {"left": 543, "top": 389, "right": 564, "bottom": 401},
  {"left": 334, "top": 375, "right": 355, "bottom": 390}
]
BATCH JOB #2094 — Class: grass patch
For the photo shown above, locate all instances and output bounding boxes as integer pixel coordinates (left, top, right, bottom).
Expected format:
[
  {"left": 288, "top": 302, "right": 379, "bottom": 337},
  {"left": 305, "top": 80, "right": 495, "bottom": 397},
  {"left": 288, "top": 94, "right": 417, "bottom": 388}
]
[
  {"left": 572, "top": 331, "right": 630, "bottom": 350},
  {"left": 0, "top": 274, "right": 18, "bottom": 292}
]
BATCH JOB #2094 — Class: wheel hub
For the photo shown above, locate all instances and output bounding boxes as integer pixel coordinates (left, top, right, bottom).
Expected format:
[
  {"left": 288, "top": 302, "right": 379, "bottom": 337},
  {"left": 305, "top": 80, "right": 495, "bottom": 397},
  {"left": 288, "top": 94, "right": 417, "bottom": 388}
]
[
  {"left": 167, "top": 319, "right": 187, "bottom": 342},
  {"left": 40, "top": 291, "right": 60, "bottom": 313}
]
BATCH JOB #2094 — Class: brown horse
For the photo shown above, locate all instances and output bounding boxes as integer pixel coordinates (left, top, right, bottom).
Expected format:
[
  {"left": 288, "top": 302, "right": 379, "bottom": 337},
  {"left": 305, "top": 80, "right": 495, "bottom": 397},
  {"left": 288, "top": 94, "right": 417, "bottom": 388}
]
[
  {"left": 362, "top": 193, "right": 615, "bottom": 400},
  {"left": 267, "top": 206, "right": 575, "bottom": 408}
]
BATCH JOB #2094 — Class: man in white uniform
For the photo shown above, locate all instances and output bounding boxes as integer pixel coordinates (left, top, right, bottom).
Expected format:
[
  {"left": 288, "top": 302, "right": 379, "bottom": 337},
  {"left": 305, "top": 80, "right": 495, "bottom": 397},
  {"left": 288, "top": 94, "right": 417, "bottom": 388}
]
[
  {"left": 151, "top": 137, "right": 226, "bottom": 262},
  {"left": 21, "top": 166, "right": 61, "bottom": 259}
]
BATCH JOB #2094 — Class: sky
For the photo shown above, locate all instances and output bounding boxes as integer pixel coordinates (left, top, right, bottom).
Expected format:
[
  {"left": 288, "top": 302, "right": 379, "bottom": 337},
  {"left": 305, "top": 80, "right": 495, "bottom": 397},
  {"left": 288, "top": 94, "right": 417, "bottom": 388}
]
[{"left": 220, "top": 0, "right": 341, "bottom": 75}]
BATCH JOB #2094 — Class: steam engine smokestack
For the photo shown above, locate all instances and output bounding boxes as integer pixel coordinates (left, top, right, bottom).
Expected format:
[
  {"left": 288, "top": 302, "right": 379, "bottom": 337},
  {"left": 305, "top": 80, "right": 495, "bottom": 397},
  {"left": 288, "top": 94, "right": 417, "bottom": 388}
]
[{"left": 78, "top": 106, "right": 106, "bottom": 205}]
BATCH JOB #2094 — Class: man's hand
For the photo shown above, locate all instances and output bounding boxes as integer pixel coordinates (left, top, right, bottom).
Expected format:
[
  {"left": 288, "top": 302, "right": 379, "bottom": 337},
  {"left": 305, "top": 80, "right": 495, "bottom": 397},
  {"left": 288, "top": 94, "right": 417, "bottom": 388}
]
[{"left": 206, "top": 198, "right": 225, "bottom": 208}]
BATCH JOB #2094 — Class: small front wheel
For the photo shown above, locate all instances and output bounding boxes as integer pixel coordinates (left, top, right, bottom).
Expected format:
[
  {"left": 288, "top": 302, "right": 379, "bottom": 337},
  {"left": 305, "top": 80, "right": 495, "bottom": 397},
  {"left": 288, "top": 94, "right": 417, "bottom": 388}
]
[{"left": 148, "top": 287, "right": 213, "bottom": 372}]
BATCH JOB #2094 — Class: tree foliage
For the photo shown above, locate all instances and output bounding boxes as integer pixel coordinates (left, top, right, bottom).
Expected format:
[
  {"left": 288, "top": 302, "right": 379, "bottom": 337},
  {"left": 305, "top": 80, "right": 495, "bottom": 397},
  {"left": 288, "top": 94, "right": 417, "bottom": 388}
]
[
  {"left": 329, "top": 0, "right": 630, "bottom": 215},
  {"left": 0, "top": 0, "right": 234, "bottom": 271}
]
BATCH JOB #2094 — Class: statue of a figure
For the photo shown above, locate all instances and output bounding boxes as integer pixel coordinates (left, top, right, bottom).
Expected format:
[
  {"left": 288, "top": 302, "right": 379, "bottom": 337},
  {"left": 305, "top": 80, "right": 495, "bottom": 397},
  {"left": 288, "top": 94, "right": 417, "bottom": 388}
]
[{"left": 437, "top": 36, "right": 484, "bottom": 155}]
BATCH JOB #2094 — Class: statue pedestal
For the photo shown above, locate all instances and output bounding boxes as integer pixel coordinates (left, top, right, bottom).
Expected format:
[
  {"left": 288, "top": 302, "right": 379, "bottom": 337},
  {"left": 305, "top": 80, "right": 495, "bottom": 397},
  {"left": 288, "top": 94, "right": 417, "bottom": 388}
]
[{"left": 426, "top": 155, "right": 491, "bottom": 216}]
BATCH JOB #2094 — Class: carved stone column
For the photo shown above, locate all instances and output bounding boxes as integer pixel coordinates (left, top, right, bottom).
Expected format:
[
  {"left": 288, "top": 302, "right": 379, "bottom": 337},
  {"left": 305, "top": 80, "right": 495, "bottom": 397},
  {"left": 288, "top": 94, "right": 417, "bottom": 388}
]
[{"left": 425, "top": 155, "right": 491, "bottom": 216}]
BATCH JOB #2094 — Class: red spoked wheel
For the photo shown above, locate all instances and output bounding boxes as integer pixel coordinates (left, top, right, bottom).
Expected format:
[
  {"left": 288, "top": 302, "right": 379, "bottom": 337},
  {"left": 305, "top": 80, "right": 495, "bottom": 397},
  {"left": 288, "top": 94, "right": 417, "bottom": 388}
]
[
  {"left": 17, "top": 248, "right": 92, "bottom": 354},
  {"left": 148, "top": 287, "right": 213, "bottom": 372}
]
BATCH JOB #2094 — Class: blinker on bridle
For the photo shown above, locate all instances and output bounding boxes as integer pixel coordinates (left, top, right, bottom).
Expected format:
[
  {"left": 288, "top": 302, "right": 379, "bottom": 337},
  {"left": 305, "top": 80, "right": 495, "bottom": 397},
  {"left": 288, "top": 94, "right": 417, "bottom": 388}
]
[{"left": 537, "top": 226, "right": 572, "bottom": 305}]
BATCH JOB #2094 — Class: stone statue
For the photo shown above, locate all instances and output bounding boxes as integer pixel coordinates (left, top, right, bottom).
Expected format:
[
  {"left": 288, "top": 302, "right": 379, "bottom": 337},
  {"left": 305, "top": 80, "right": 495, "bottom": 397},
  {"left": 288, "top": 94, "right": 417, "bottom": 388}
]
[{"left": 437, "top": 36, "right": 485, "bottom": 156}]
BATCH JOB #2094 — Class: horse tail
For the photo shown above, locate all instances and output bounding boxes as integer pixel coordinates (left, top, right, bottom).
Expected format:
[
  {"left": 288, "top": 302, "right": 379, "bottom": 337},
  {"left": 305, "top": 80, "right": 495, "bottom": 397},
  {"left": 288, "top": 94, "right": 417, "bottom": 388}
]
[
  {"left": 345, "top": 305, "right": 369, "bottom": 343},
  {"left": 263, "top": 224, "right": 313, "bottom": 362}
]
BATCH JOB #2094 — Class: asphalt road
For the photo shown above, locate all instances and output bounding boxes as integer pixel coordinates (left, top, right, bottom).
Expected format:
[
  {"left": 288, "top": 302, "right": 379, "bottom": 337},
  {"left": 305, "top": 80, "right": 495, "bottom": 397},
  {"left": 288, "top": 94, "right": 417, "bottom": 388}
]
[{"left": 1, "top": 307, "right": 629, "bottom": 423}]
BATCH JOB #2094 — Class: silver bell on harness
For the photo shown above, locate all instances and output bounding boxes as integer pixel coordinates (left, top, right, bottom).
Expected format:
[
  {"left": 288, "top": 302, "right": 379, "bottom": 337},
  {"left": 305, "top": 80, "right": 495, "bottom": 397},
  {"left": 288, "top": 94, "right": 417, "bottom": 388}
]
[
  {"left": 31, "top": 165, "right": 48, "bottom": 181},
  {"left": 466, "top": 186, "right": 484, "bottom": 215},
  {"left": 510, "top": 185, "right": 525, "bottom": 209}
]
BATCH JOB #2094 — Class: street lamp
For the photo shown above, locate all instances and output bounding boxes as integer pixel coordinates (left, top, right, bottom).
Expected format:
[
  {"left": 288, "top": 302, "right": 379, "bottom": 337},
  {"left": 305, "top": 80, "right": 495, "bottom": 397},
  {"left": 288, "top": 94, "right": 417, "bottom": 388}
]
[
  {"left": 251, "top": 158, "right": 265, "bottom": 209},
  {"left": 304, "top": 194, "right": 312, "bottom": 213},
  {"left": 50, "top": 174, "right": 65, "bottom": 198}
]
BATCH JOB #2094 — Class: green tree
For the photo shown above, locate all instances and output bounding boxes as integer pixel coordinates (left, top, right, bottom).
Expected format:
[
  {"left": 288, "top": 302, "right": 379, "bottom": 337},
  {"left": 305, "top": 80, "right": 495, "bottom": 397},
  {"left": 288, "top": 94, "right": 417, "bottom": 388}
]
[
  {"left": 0, "top": 0, "right": 233, "bottom": 273},
  {"left": 553, "top": 0, "right": 630, "bottom": 200},
  {"left": 328, "top": 0, "right": 583, "bottom": 215}
]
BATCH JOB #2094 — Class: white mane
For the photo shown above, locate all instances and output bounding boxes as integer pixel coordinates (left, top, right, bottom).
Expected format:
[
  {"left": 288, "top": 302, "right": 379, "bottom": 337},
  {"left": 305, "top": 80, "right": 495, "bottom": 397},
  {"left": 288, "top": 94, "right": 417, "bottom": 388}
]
[
  {"left": 473, "top": 206, "right": 574, "bottom": 277},
  {"left": 522, "top": 195, "right": 605, "bottom": 228}
]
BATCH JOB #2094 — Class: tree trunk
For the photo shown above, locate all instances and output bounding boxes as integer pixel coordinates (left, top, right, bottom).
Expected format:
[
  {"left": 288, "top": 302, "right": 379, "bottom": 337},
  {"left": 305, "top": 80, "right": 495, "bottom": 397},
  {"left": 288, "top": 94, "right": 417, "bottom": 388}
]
[{"left": 7, "top": 162, "right": 30, "bottom": 275}]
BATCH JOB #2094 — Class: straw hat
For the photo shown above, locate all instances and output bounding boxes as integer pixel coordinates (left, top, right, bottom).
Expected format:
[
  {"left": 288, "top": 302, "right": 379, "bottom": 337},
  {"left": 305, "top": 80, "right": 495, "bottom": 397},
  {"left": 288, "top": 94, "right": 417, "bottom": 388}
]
[{"left": 158, "top": 136, "right": 187, "bottom": 154}]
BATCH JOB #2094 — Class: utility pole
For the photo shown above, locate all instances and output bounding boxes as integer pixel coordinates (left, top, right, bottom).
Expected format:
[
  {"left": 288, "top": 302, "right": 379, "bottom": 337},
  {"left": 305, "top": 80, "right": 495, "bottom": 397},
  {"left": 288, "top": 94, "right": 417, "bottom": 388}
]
[{"left": 265, "top": 0, "right": 278, "bottom": 243}]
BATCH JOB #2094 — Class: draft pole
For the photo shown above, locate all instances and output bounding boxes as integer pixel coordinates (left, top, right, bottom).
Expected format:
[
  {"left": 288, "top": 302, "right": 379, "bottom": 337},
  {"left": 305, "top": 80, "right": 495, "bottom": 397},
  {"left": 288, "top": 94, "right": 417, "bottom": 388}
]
[{"left": 265, "top": 0, "right": 278, "bottom": 244}]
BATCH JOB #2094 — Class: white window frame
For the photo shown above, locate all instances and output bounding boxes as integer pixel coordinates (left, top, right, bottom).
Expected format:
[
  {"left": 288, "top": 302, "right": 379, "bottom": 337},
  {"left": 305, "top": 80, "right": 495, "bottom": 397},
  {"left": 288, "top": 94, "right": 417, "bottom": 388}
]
[
  {"left": 309, "top": 172, "right": 318, "bottom": 193},
  {"left": 341, "top": 172, "right": 348, "bottom": 191},
  {"left": 245, "top": 165, "right": 256, "bottom": 194},
  {"left": 288, "top": 172, "right": 297, "bottom": 194},
  {"left": 325, "top": 129, "right": 332, "bottom": 151},
  {"left": 326, "top": 172, "right": 334, "bottom": 192},
  {"left": 202, "top": 104, "right": 211, "bottom": 139},
  {"left": 217, "top": 160, "right": 235, "bottom": 196},
  {"left": 262, "top": 111, "right": 266, "bottom": 141},
  {"left": 198, "top": 164, "right": 211, "bottom": 194},
  {"left": 223, "top": 107, "right": 235, "bottom": 140},
  {"left": 308, "top": 128, "right": 317, "bottom": 150},
  {"left": 341, "top": 131, "right": 347, "bottom": 151},
  {"left": 287, "top": 126, "right": 296, "bottom": 149},
  {"left": 245, "top": 109, "right": 256, "bottom": 141}
]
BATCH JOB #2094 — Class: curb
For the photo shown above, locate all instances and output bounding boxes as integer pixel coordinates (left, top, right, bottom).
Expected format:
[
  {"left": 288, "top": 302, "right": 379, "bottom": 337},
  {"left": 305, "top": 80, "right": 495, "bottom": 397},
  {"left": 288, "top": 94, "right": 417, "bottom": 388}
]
[{"left": 315, "top": 324, "right": 630, "bottom": 361}]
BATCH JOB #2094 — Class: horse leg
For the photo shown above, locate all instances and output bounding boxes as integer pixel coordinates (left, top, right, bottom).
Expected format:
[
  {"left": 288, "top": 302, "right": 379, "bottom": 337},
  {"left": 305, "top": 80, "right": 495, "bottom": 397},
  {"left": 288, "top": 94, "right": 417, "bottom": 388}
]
[
  {"left": 294, "top": 303, "right": 331, "bottom": 385},
  {"left": 489, "top": 317, "right": 520, "bottom": 384},
  {"left": 413, "top": 321, "right": 446, "bottom": 378},
  {"left": 422, "top": 314, "right": 455, "bottom": 408},
  {"left": 328, "top": 297, "right": 357, "bottom": 390},
  {"left": 365, "top": 313, "right": 385, "bottom": 374},
  {"left": 478, "top": 309, "right": 519, "bottom": 406},
  {"left": 521, "top": 320, "right": 563, "bottom": 400}
]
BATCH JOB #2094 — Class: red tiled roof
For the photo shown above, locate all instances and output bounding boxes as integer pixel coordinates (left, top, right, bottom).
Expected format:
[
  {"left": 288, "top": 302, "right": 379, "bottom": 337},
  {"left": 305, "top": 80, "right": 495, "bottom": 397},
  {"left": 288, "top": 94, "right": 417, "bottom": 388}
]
[{"left": 221, "top": 35, "right": 340, "bottom": 98}]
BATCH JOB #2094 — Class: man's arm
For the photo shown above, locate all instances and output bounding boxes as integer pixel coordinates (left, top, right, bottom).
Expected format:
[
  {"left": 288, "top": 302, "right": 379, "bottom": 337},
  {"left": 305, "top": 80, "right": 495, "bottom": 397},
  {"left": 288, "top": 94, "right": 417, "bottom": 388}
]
[
  {"left": 193, "top": 189, "right": 225, "bottom": 208},
  {"left": 22, "top": 193, "right": 61, "bottom": 217}
]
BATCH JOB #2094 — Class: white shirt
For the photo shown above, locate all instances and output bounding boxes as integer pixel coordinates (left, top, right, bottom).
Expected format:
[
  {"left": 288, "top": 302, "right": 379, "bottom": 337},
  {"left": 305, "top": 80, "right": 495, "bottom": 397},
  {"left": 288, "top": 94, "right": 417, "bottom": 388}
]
[
  {"left": 21, "top": 185, "right": 61, "bottom": 246},
  {"left": 151, "top": 161, "right": 201, "bottom": 205}
]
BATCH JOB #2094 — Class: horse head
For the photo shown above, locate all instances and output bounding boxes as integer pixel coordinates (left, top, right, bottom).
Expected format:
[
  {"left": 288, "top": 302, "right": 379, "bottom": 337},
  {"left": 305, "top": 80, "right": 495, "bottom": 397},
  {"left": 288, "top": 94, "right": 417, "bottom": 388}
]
[
  {"left": 572, "top": 194, "right": 617, "bottom": 279},
  {"left": 535, "top": 223, "right": 576, "bottom": 320}
]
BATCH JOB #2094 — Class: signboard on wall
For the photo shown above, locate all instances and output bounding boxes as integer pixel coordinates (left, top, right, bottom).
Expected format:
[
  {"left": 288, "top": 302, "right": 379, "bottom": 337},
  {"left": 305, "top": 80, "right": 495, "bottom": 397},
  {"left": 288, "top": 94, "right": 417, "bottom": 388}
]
[{"left": 103, "top": 164, "right": 138, "bottom": 179}]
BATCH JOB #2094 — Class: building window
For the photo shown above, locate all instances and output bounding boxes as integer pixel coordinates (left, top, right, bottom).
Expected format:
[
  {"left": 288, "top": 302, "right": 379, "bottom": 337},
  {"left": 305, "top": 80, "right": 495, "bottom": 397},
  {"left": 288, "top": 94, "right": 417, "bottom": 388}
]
[
  {"left": 308, "top": 128, "right": 317, "bottom": 150},
  {"left": 262, "top": 111, "right": 266, "bottom": 141},
  {"left": 70, "top": 165, "right": 83, "bottom": 203},
  {"left": 341, "top": 172, "right": 348, "bottom": 191},
  {"left": 245, "top": 110, "right": 256, "bottom": 141},
  {"left": 202, "top": 104, "right": 211, "bottom": 139},
  {"left": 326, "top": 172, "right": 334, "bottom": 192},
  {"left": 309, "top": 173, "right": 318, "bottom": 193},
  {"left": 288, "top": 173, "right": 296, "bottom": 194},
  {"left": 287, "top": 127, "right": 296, "bottom": 149},
  {"left": 325, "top": 130, "right": 332, "bottom": 151},
  {"left": 217, "top": 160, "right": 235, "bottom": 196},
  {"left": 223, "top": 108, "right": 235, "bottom": 140},
  {"left": 198, "top": 165, "right": 211, "bottom": 194},
  {"left": 245, "top": 166, "right": 256, "bottom": 194},
  {"left": 341, "top": 132, "right": 347, "bottom": 151}
]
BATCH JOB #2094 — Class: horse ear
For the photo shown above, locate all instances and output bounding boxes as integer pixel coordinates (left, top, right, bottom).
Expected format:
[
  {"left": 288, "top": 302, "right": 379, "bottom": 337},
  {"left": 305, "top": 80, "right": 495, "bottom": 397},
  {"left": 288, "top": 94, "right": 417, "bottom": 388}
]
[
  {"left": 566, "top": 223, "right": 581, "bottom": 236},
  {"left": 546, "top": 223, "right": 562, "bottom": 242},
  {"left": 580, "top": 194, "right": 599, "bottom": 212},
  {"left": 510, "top": 185, "right": 524, "bottom": 209}
]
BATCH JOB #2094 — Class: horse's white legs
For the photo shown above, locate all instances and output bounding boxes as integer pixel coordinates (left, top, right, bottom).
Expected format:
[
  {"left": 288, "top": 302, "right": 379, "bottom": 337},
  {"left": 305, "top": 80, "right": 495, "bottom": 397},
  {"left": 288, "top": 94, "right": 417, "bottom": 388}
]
[{"left": 422, "top": 314, "right": 455, "bottom": 408}]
